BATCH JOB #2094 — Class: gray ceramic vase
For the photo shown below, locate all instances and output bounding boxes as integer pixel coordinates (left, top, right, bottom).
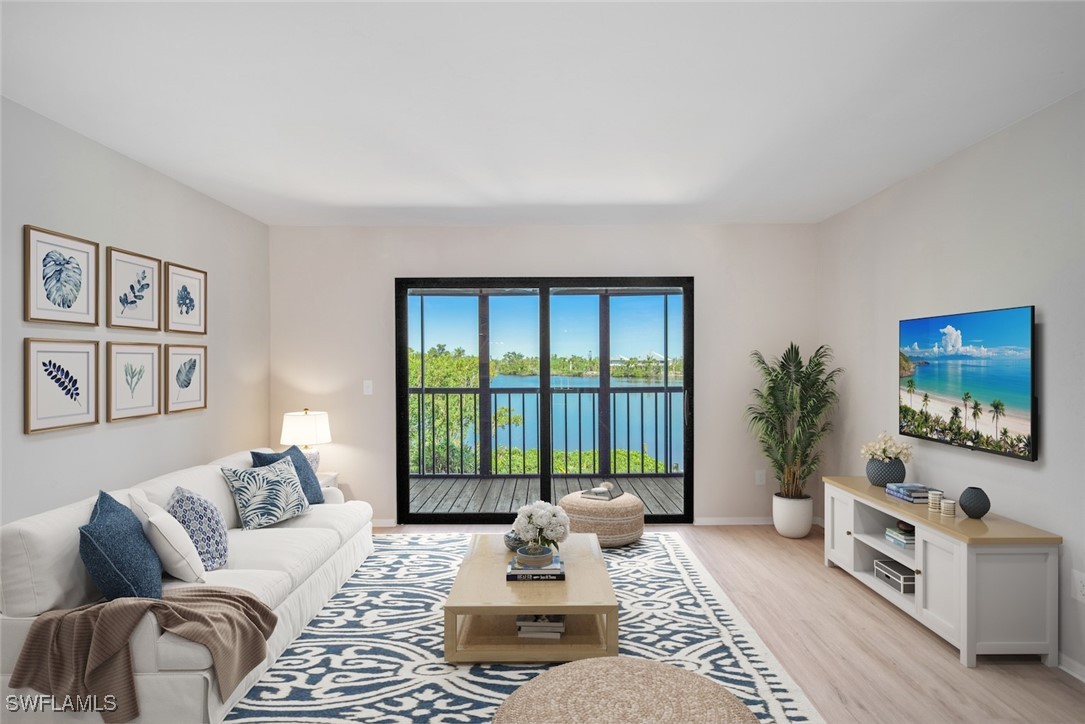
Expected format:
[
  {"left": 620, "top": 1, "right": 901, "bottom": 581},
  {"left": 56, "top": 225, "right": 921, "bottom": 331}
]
[
  {"left": 866, "top": 458, "right": 906, "bottom": 487},
  {"left": 959, "top": 487, "right": 991, "bottom": 519}
]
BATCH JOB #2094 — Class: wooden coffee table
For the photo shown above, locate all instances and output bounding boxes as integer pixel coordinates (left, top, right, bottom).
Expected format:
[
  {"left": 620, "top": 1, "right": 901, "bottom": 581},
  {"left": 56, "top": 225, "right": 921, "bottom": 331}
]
[{"left": 443, "top": 533, "right": 619, "bottom": 663}]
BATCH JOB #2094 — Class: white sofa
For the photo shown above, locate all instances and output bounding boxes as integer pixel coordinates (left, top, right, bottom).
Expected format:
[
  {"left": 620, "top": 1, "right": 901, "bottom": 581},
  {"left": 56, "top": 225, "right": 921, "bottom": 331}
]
[{"left": 0, "top": 449, "right": 374, "bottom": 723}]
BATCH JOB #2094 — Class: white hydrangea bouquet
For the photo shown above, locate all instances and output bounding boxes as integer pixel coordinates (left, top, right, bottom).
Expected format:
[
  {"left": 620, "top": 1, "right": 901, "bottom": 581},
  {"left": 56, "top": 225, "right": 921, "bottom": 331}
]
[
  {"left": 860, "top": 432, "right": 913, "bottom": 462},
  {"left": 512, "top": 500, "right": 571, "bottom": 553}
]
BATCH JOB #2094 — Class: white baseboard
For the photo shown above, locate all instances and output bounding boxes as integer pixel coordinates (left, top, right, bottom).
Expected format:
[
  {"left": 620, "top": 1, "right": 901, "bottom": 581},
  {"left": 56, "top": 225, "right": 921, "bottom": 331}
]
[
  {"left": 694, "top": 517, "right": 773, "bottom": 526},
  {"left": 373, "top": 519, "right": 397, "bottom": 528},
  {"left": 1060, "top": 653, "right": 1085, "bottom": 684}
]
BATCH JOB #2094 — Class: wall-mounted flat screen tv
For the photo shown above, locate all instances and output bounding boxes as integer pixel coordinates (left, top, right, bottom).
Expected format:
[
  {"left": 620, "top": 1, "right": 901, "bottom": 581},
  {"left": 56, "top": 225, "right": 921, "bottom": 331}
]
[{"left": 899, "top": 306, "right": 1036, "bottom": 461}]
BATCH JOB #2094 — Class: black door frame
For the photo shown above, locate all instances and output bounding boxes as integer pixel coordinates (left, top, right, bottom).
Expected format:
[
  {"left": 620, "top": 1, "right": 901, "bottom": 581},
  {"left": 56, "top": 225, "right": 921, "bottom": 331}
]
[{"left": 395, "top": 276, "right": 694, "bottom": 524}]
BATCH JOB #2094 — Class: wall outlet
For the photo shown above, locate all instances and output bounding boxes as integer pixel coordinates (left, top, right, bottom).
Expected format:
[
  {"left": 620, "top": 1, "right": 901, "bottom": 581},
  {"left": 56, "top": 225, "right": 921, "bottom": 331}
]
[
  {"left": 363, "top": 380, "right": 373, "bottom": 396},
  {"left": 1073, "top": 570, "right": 1085, "bottom": 604},
  {"left": 755, "top": 469, "right": 766, "bottom": 486}
]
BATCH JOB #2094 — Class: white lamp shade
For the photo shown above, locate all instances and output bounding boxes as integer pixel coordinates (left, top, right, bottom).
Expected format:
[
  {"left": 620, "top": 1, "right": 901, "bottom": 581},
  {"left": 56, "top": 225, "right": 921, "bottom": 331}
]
[{"left": 280, "top": 410, "right": 332, "bottom": 446}]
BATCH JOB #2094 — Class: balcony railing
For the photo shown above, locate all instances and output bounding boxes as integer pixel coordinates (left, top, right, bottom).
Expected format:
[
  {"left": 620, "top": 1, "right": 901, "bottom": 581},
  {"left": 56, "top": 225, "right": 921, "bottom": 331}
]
[{"left": 408, "top": 386, "right": 684, "bottom": 476}]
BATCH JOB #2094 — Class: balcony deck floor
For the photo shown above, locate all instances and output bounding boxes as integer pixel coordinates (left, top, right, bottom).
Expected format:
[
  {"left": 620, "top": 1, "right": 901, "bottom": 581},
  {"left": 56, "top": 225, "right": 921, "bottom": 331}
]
[{"left": 408, "top": 474, "right": 685, "bottom": 516}]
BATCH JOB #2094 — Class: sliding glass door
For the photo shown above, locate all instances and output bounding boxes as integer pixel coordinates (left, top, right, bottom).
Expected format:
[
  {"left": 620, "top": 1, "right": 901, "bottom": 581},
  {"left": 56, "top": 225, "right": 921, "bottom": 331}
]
[{"left": 396, "top": 277, "right": 693, "bottom": 524}]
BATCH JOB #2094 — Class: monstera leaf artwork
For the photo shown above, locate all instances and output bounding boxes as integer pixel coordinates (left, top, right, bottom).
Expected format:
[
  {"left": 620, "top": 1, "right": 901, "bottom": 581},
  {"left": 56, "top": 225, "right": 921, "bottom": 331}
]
[
  {"left": 41, "top": 250, "right": 83, "bottom": 309},
  {"left": 175, "top": 358, "right": 198, "bottom": 399}
]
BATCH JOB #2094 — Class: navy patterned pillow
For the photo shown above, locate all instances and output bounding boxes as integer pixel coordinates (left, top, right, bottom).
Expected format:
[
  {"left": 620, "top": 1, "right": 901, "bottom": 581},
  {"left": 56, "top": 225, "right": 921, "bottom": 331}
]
[
  {"left": 79, "top": 491, "right": 162, "bottom": 600},
  {"left": 222, "top": 457, "right": 311, "bottom": 530},
  {"left": 166, "top": 486, "right": 229, "bottom": 571},
  {"left": 251, "top": 446, "right": 325, "bottom": 504}
]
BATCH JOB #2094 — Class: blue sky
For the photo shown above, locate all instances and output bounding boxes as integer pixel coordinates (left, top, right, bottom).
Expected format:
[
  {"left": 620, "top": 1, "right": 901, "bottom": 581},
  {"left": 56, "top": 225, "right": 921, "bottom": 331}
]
[
  {"left": 409, "top": 293, "right": 684, "bottom": 359},
  {"left": 900, "top": 307, "right": 1032, "bottom": 358}
]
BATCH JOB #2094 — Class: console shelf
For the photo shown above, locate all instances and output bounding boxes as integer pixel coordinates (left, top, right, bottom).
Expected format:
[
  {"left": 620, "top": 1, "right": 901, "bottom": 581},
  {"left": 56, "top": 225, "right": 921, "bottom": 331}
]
[{"left": 823, "top": 476, "right": 1061, "bottom": 667}]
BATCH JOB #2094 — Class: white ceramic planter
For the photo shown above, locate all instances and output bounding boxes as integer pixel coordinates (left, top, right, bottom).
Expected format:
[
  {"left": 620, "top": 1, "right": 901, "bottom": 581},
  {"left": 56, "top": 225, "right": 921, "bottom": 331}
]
[{"left": 772, "top": 494, "right": 813, "bottom": 538}]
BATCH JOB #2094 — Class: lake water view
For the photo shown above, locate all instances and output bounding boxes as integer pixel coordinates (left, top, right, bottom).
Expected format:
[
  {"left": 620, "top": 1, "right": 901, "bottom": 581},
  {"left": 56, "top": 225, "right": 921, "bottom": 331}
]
[{"left": 487, "top": 374, "right": 685, "bottom": 469}]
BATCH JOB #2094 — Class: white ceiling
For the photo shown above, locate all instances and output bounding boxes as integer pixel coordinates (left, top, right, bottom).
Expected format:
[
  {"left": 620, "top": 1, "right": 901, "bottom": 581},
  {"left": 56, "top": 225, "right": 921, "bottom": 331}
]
[{"left": 3, "top": 2, "right": 1084, "bottom": 226}]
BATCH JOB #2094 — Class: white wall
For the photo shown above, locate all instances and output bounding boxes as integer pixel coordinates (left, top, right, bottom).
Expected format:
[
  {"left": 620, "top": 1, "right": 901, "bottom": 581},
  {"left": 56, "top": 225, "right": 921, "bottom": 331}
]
[
  {"left": 817, "top": 90, "right": 1085, "bottom": 669},
  {"left": 0, "top": 100, "right": 271, "bottom": 523},
  {"left": 268, "top": 224, "right": 821, "bottom": 525}
]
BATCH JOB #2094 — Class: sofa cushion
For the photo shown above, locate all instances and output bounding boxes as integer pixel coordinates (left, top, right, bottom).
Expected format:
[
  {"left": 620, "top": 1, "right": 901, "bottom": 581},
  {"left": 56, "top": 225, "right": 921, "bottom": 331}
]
[
  {"left": 268, "top": 500, "right": 374, "bottom": 545},
  {"left": 129, "top": 491, "right": 206, "bottom": 583},
  {"left": 251, "top": 446, "right": 325, "bottom": 504},
  {"left": 166, "top": 487, "right": 229, "bottom": 571},
  {"left": 221, "top": 458, "right": 310, "bottom": 530},
  {"left": 136, "top": 465, "right": 243, "bottom": 530},
  {"left": 161, "top": 569, "right": 292, "bottom": 610},
  {"left": 79, "top": 492, "right": 162, "bottom": 600},
  {"left": 159, "top": 568, "right": 293, "bottom": 672},
  {"left": 224, "top": 528, "right": 339, "bottom": 588}
]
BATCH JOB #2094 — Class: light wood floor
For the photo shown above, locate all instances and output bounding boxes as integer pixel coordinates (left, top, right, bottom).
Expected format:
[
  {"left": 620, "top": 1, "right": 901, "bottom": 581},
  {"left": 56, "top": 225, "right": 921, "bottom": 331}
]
[{"left": 374, "top": 523, "right": 1085, "bottom": 724}]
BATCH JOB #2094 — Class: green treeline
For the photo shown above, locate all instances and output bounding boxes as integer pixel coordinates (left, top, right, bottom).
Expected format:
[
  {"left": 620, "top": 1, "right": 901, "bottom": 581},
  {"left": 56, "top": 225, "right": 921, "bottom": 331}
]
[{"left": 408, "top": 346, "right": 683, "bottom": 386}]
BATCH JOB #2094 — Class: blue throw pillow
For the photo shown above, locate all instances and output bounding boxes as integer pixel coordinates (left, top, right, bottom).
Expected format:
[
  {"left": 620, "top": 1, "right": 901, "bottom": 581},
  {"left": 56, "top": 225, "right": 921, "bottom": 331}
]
[
  {"left": 222, "top": 457, "right": 311, "bottom": 530},
  {"left": 251, "top": 446, "right": 325, "bottom": 504},
  {"left": 79, "top": 491, "right": 162, "bottom": 600},
  {"left": 166, "top": 486, "right": 229, "bottom": 571}
]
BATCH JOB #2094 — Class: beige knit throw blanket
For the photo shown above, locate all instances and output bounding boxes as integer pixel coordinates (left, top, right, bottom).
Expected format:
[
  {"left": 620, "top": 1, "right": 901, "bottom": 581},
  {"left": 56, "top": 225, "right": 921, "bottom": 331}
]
[{"left": 9, "top": 586, "right": 277, "bottom": 723}]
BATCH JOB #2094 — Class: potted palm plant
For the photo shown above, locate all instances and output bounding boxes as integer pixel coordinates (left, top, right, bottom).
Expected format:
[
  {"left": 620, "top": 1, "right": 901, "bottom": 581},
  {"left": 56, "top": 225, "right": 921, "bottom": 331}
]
[{"left": 746, "top": 343, "right": 843, "bottom": 538}]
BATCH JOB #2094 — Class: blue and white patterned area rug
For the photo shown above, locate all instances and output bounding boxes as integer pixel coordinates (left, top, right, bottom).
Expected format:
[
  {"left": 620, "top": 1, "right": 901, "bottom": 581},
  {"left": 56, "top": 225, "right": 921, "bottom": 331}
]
[{"left": 228, "top": 533, "right": 822, "bottom": 723}]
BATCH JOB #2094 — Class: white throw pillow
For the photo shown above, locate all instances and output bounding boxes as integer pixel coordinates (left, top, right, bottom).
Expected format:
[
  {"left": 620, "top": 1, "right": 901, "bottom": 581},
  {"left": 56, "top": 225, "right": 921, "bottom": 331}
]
[{"left": 129, "top": 491, "right": 206, "bottom": 583}]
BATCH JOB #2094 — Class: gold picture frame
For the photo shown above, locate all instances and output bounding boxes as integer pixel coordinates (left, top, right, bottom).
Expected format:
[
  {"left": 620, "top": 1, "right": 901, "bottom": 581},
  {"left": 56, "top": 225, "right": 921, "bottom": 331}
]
[
  {"left": 107, "top": 248, "right": 162, "bottom": 330},
  {"left": 24, "top": 226, "right": 99, "bottom": 326},
  {"left": 164, "top": 344, "right": 207, "bottom": 413},
  {"left": 107, "top": 342, "right": 161, "bottom": 421},
  {"left": 25, "top": 338, "right": 99, "bottom": 433},
  {"left": 164, "top": 262, "right": 207, "bottom": 334}
]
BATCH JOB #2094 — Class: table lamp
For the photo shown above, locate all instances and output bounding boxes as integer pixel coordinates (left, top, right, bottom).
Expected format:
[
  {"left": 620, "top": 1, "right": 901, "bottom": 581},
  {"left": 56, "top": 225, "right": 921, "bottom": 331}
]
[{"left": 280, "top": 408, "right": 332, "bottom": 471}]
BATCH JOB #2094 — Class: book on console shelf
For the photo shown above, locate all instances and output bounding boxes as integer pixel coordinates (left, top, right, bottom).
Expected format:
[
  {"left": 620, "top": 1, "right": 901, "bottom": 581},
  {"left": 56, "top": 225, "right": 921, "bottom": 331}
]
[
  {"left": 885, "top": 490, "right": 927, "bottom": 503},
  {"left": 884, "top": 527, "right": 915, "bottom": 543},
  {"left": 884, "top": 484, "right": 940, "bottom": 503}
]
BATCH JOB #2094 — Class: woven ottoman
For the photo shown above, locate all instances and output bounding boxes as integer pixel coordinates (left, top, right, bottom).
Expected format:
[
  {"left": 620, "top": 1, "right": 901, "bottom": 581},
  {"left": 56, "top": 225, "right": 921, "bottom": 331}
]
[
  {"left": 493, "top": 657, "right": 758, "bottom": 724},
  {"left": 558, "top": 492, "right": 644, "bottom": 547}
]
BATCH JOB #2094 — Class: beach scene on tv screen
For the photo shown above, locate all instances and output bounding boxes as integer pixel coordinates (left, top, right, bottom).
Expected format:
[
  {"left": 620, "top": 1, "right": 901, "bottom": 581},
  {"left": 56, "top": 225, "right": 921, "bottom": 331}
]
[{"left": 899, "top": 307, "right": 1032, "bottom": 459}]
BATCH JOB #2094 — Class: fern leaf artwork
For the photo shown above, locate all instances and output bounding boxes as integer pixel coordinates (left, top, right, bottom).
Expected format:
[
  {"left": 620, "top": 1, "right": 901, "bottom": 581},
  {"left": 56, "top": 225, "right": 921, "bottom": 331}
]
[
  {"left": 41, "top": 250, "right": 83, "bottom": 309},
  {"left": 41, "top": 360, "right": 80, "bottom": 402},
  {"left": 175, "top": 357, "right": 197, "bottom": 401},
  {"left": 124, "top": 362, "right": 145, "bottom": 398},
  {"left": 118, "top": 270, "right": 150, "bottom": 314},
  {"left": 176, "top": 285, "right": 196, "bottom": 315}
]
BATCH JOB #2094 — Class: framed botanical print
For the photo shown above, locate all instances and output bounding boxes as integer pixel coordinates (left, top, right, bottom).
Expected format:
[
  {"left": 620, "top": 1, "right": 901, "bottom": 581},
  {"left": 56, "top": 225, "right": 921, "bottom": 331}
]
[
  {"left": 107, "top": 248, "right": 161, "bottom": 330},
  {"left": 24, "top": 226, "right": 99, "bottom": 326},
  {"left": 164, "top": 262, "right": 207, "bottom": 334},
  {"left": 25, "top": 338, "right": 99, "bottom": 433},
  {"left": 165, "top": 344, "right": 207, "bottom": 413},
  {"left": 107, "top": 343, "right": 161, "bottom": 421}
]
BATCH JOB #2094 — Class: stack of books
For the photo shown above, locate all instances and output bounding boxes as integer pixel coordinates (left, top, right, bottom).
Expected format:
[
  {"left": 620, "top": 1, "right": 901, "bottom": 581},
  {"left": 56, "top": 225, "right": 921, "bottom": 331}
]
[
  {"left": 516, "top": 614, "right": 566, "bottom": 639},
  {"left": 885, "top": 483, "right": 941, "bottom": 503},
  {"left": 884, "top": 526, "right": 915, "bottom": 548},
  {"left": 506, "top": 556, "right": 566, "bottom": 581}
]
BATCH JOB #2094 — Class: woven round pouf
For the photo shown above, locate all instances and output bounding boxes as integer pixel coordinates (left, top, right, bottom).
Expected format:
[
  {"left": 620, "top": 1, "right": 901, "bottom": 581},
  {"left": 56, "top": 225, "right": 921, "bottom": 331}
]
[
  {"left": 558, "top": 492, "right": 644, "bottom": 547},
  {"left": 493, "top": 657, "right": 757, "bottom": 724}
]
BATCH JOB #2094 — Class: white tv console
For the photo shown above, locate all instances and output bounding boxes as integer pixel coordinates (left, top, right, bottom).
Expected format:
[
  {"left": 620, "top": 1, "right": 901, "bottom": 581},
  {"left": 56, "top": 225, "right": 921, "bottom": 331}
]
[{"left": 823, "top": 476, "right": 1061, "bottom": 667}]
